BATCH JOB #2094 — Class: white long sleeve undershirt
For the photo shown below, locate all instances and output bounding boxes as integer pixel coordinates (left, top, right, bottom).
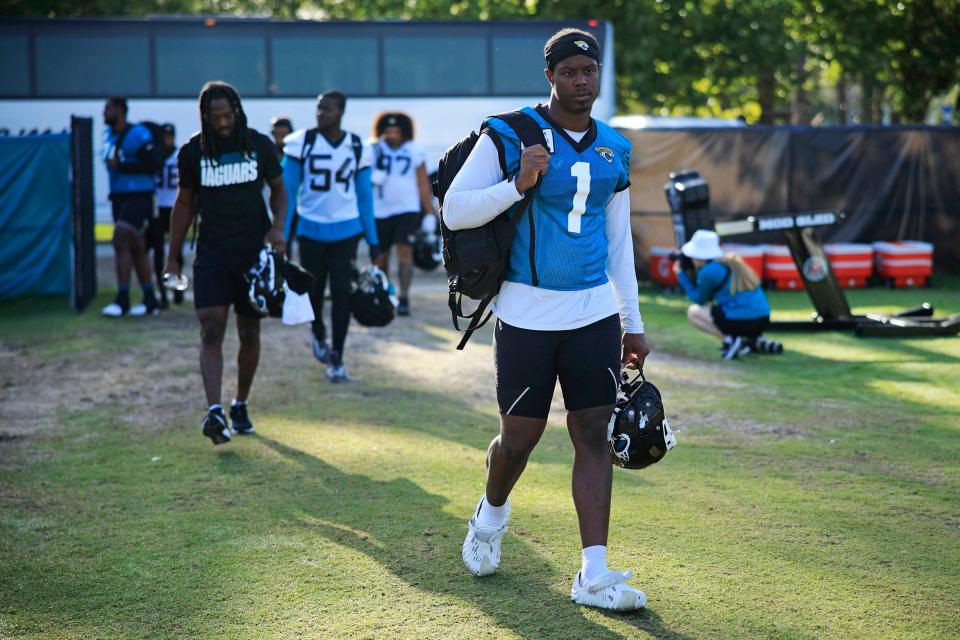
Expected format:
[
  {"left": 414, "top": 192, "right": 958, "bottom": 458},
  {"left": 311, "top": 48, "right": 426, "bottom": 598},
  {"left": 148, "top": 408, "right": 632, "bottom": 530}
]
[{"left": 444, "top": 132, "right": 644, "bottom": 334}]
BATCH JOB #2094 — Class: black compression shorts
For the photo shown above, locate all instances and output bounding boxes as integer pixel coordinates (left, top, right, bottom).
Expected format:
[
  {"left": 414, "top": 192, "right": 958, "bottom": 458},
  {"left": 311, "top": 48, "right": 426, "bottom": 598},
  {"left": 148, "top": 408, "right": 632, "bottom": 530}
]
[
  {"left": 193, "top": 245, "right": 262, "bottom": 317},
  {"left": 494, "top": 314, "right": 622, "bottom": 420},
  {"left": 375, "top": 211, "right": 422, "bottom": 251}
]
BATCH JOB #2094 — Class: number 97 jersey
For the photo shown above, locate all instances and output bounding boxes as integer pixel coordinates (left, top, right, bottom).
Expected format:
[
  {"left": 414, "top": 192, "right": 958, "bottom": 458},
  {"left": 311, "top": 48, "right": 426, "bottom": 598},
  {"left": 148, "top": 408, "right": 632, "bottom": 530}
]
[
  {"left": 283, "top": 128, "right": 372, "bottom": 225},
  {"left": 484, "top": 106, "right": 632, "bottom": 292}
]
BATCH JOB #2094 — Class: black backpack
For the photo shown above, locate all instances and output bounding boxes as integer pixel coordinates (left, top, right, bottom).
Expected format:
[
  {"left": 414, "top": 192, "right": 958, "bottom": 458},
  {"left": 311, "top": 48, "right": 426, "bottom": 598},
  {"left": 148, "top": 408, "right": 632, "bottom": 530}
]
[
  {"left": 434, "top": 111, "right": 548, "bottom": 350},
  {"left": 115, "top": 121, "right": 167, "bottom": 174}
]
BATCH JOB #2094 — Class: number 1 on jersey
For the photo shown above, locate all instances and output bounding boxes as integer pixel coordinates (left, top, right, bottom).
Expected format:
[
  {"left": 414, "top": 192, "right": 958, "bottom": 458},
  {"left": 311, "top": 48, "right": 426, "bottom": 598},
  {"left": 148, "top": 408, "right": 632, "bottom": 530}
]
[{"left": 568, "top": 161, "right": 591, "bottom": 233}]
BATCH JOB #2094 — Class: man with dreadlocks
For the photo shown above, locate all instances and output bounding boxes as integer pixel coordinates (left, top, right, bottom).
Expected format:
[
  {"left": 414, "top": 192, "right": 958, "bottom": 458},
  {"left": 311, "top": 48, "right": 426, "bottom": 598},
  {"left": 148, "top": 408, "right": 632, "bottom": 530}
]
[{"left": 164, "top": 81, "right": 287, "bottom": 446}]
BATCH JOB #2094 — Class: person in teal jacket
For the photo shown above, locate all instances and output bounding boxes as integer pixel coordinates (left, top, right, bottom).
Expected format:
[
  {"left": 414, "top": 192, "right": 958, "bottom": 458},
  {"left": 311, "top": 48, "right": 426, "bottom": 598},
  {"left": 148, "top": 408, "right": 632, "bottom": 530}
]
[{"left": 675, "top": 229, "right": 780, "bottom": 359}]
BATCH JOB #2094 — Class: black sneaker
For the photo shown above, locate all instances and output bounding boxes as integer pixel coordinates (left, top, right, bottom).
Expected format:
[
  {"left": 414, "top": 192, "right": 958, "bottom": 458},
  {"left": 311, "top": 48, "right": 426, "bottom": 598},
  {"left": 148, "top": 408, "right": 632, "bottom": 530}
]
[
  {"left": 397, "top": 297, "right": 410, "bottom": 316},
  {"left": 719, "top": 336, "right": 733, "bottom": 353},
  {"left": 755, "top": 336, "right": 784, "bottom": 354},
  {"left": 229, "top": 403, "right": 255, "bottom": 435},
  {"left": 312, "top": 335, "right": 331, "bottom": 363},
  {"left": 326, "top": 350, "right": 348, "bottom": 383},
  {"left": 201, "top": 407, "right": 231, "bottom": 445},
  {"left": 722, "top": 336, "right": 745, "bottom": 360}
]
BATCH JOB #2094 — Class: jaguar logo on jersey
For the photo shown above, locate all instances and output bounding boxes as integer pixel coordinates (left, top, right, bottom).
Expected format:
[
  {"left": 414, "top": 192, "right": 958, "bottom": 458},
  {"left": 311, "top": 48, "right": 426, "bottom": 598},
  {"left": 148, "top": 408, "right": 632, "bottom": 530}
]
[
  {"left": 575, "top": 40, "right": 589, "bottom": 50},
  {"left": 594, "top": 146, "right": 615, "bottom": 163},
  {"left": 802, "top": 255, "right": 829, "bottom": 282},
  {"left": 200, "top": 153, "right": 259, "bottom": 187}
]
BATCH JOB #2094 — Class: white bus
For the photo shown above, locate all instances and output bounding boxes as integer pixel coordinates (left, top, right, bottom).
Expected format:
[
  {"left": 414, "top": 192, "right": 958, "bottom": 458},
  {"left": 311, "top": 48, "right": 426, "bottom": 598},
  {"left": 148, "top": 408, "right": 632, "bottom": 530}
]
[{"left": 0, "top": 17, "right": 615, "bottom": 221}]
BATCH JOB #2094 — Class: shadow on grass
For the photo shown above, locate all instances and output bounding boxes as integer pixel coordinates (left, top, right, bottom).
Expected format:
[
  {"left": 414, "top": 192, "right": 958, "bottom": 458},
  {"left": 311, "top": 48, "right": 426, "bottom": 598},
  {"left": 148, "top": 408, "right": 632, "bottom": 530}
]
[{"left": 234, "top": 435, "right": 688, "bottom": 640}]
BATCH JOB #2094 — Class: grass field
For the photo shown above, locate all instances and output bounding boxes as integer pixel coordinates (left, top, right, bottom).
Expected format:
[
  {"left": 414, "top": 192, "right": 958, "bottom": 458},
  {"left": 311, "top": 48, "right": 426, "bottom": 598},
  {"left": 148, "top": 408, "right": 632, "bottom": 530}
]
[{"left": 1, "top": 279, "right": 958, "bottom": 639}]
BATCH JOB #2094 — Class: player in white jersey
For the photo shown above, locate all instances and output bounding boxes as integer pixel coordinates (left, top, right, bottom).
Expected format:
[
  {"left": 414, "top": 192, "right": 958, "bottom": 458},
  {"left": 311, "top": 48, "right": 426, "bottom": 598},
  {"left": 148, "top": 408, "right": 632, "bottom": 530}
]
[
  {"left": 282, "top": 91, "right": 380, "bottom": 382},
  {"left": 369, "top": 112, "right": 434, "bottom": 316},
  {"left": 148, "top": 123, "right": 182, "bottom": 306}
]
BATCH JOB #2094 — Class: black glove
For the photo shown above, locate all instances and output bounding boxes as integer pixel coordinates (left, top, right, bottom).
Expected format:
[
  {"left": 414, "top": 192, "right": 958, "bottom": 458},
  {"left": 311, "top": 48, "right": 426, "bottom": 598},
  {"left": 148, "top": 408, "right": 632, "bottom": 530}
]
[{"left": 368, "top": 244, "right": 382, "bottom": 263}]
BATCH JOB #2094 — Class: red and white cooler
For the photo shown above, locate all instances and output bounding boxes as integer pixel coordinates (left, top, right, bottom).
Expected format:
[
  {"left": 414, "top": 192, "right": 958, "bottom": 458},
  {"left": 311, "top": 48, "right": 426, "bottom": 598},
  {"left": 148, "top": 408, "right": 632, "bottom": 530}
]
[
  {"left": 721, "top": 243, "right": 765, "bottom": 281},
  {"left": 824, "top": 243, "right": 873, "bottom": 288},
  {"left": 873, "top": 241, "right": 934, "bottom": 287},
  {"left": 649, "top": 246, "right": 679, "bottom": 287},
  {"left": 763, "top": 245, "right": 804, "bottom": 290}
]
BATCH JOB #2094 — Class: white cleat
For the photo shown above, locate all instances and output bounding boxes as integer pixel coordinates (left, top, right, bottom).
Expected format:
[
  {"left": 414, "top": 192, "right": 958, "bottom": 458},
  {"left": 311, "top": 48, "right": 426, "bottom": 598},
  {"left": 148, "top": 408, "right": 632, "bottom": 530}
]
[
  {"left": 461, "top": 500, "right": 510, "bottom": 577},
  {"left": 570, "top": 569, "right": 647, "bottom": 611}
]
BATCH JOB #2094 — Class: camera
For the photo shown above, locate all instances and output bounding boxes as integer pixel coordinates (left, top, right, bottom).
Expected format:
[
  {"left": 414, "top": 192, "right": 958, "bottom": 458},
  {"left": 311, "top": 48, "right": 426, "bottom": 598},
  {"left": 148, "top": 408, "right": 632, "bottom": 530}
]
[{"left": 668, "top": 250, "right": 694, "bottom": 274}]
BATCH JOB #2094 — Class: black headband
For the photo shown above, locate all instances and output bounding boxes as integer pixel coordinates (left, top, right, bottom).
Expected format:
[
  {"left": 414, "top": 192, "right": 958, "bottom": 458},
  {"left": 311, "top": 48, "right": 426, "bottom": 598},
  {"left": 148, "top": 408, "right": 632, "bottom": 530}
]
[{"left": 545, "top": 34, "right": 600, "bottom": 70}]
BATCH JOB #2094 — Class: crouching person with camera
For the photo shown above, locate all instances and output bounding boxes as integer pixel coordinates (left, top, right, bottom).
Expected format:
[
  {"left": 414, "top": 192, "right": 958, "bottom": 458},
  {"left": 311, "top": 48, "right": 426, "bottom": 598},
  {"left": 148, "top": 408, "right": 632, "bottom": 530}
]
[{"left": 674, "top": 229, "right": 781, "bottom": 359}]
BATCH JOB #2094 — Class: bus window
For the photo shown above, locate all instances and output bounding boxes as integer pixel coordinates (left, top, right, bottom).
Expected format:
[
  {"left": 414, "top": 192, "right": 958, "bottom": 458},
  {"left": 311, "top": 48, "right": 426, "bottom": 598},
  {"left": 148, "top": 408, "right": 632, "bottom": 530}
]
[
  {"left": 383, "top": 33, "right": 487, "bottom": 96},
  {"left": 271, "top": 35, "right": 379, "bottom": 96},
  {"left": 156, "top": 34, "right": 267, "bottom": 97},
  {"left": 492, "top": 33, "right": 554, "bottom": 95},
  {"left": 0, "top": 32, "right": 30, "bottom": 96},
  {"left": 36, "top": 34, "right": 150, "bottom": 96}
]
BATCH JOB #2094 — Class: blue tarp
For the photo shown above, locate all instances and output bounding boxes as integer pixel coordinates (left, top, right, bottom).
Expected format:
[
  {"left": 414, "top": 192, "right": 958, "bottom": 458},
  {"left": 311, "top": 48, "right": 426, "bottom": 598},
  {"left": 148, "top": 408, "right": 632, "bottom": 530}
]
[{"left": 0, "top": 134, "right": 72, "bottom": 299}]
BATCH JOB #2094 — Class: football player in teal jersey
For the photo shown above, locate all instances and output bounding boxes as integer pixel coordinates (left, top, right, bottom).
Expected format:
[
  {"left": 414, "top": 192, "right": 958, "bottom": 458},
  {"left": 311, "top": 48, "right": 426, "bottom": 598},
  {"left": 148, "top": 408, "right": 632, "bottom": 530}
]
[{"left": 445, "top": 28, "right": 651, "bottom": 610}]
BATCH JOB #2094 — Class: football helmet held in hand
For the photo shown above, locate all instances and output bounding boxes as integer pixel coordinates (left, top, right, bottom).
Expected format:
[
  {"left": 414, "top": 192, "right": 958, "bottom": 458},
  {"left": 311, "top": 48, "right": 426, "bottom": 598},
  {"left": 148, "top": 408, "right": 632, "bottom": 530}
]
[
  {"left": 608, "top": 371, "right": 676, "bottom": 470},
  {"left": 411, "top": 230, "right": 442, "bottom": 271},
  {"left": 350, "top": 266, "right": 397, "bottom": 327}
]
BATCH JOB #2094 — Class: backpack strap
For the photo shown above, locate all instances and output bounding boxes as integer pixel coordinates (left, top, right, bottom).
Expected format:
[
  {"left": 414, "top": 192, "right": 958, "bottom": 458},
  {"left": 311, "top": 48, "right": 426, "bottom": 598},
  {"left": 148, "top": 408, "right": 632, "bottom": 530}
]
[
  {"left": 301, "top": 128, "right": 317, "bottom": 162},
  {"left": 350, "top": 133, "right": 363, "bottom": 167},
  {"left": 493, "top": 110, "right": 550, "bottom": 150}
]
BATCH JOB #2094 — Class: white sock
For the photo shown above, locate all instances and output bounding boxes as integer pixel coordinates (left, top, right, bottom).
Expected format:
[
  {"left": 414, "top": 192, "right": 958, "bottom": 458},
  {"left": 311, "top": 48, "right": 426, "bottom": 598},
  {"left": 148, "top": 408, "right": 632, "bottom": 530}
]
[
  {"left": 581, "top": 545, "right": 608, "bottom": 583},
  {"left": 231, "top": 399, "right": 246, "bottom": 407},
  {"left": 209, "top": 403, "right": 223, "bottom": 413},
  {"left": 475, "top": 495, "right": 509, "bottom": 529}
]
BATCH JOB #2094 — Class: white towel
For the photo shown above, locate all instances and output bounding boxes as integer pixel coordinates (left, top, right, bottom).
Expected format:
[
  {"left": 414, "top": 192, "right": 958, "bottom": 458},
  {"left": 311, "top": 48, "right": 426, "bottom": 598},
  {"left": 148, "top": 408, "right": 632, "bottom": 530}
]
[{"left": 281, "top": 285, "right": 315, "bottom": 325}]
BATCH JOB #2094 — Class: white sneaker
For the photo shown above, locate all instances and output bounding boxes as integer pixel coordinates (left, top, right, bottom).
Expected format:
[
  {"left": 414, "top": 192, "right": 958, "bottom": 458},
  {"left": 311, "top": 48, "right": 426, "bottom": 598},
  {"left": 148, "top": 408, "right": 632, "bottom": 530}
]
[
  {"left": 462, "top": 499, "right": 510, "bottom": 577},
  {"left": 570, "top": 569, "right": 647, "bottom": 611},
  {"left": 129, "top": 303, "right": 159, "bottom": 317},
  {"left": 101, "top": 302, "right": 126, "bottom": 317}
]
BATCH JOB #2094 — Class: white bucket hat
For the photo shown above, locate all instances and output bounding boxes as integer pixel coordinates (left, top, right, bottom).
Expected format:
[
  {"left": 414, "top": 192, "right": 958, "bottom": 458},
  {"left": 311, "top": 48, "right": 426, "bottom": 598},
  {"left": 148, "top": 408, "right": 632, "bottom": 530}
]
[{"left": 680, "top": 229, "right": 723, "bottom": 260}]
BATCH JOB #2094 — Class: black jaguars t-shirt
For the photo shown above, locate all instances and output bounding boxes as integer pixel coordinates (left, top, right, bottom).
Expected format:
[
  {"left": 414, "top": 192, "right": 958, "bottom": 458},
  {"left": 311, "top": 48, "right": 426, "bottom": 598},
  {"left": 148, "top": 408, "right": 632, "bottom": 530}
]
[{"left": 178, "top": 128, "right": 282, "bottom": 254}]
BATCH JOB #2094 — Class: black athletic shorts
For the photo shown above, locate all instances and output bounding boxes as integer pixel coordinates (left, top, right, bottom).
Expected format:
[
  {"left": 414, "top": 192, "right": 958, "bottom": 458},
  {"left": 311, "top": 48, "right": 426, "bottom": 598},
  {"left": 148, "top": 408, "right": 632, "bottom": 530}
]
[
  {"left": 494, "top": 314, "right": 622, "bottom": 420},
  {"left": 375, "top": 212, "right": 422, "bottom": 251},
  {"left": 710, "top": 305, "right": 769, "bottom": 338},
  {"left": 193, "top": 244, "right": 261, "bottom": 317},
  {"left": 110, "top": 192, "right": 154, "bottom": 234}
]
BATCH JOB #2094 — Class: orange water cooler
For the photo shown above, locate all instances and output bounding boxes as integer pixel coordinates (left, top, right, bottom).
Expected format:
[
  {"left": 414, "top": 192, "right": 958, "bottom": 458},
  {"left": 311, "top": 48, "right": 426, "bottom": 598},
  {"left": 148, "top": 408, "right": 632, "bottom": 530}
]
[
  {"left": 763, "top": 245, "right": 803, "bottom": 290},
  {"left": 873, "top": 241, "right": 934, "bottom": 287},
  {"left": 824, "top": 243, "right": 874, "bottom": 288}
]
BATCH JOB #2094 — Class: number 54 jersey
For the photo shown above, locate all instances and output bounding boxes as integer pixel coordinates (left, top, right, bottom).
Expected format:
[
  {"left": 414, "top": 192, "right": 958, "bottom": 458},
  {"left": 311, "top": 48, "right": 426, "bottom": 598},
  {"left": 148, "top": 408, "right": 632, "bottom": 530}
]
[
  {"left": 484, "top": 105, "right": 632, "bottom": 292},
  {"left": 283, "top": 128, "right": 372, "bottom": 225}
]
